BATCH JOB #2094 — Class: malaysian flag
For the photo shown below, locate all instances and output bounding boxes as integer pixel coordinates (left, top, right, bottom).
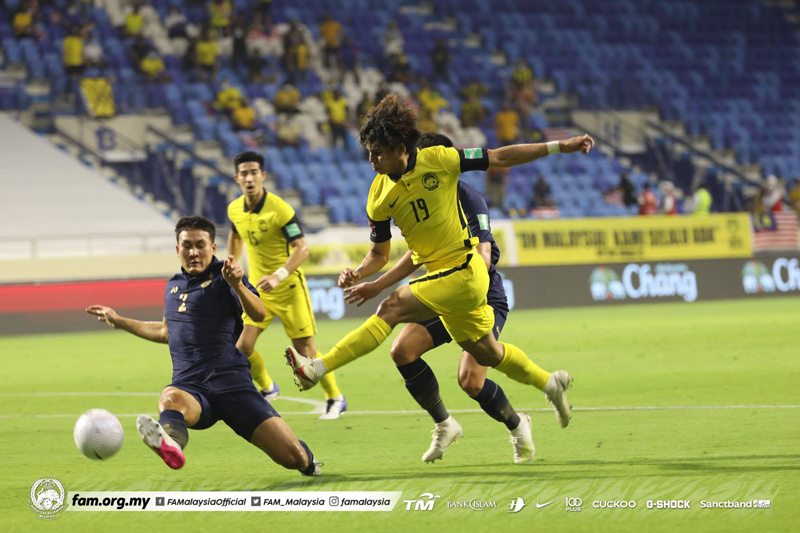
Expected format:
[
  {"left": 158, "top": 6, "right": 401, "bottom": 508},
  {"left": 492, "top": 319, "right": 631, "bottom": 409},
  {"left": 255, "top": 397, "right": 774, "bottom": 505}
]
[
  {"left": 603, "top": 189, "right": 624, "bottom": 205},
  {"left": 752, "top": 212, "right": 800, "bottom": 251}
]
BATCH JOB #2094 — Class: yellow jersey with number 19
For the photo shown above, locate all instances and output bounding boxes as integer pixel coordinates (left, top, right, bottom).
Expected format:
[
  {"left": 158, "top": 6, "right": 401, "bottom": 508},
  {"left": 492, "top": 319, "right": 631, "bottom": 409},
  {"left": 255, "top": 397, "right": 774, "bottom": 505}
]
[
  {"left": 227, "top": 191, "right": 304, "bottom": 290},
  {"left": 367, "top": 146, "right": 478, "bottom": 271}
]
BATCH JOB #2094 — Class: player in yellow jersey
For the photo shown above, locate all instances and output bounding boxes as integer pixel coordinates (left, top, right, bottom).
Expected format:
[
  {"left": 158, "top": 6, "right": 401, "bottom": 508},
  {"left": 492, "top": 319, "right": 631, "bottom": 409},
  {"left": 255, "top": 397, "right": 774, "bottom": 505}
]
[
  {"left": 228, "top": 151, "right": 346, "bottom": 419},
  {"left": 286, "top": 96, "right": 593, "bottom": 458}
]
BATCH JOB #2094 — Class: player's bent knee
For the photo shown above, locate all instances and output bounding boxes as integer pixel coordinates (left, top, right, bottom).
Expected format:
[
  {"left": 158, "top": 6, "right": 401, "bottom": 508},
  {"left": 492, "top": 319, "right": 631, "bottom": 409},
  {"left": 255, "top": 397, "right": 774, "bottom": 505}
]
[
  {"left": 458, "top": 369, "right": 484, "bottom": 397},
  {"left": 375, "top": 295, "right": 400, "bottom": 327},
  {"left": 275, "top": 442, "right": 307, "bottom": 470},
  {"left": 389, "top": 343, "right": 419, "bottom": 365}
]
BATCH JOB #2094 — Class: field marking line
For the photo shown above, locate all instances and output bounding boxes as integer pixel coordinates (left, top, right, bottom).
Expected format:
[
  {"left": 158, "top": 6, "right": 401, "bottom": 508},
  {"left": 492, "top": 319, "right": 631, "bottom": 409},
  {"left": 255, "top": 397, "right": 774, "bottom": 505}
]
[{"left": 0, "top": 393, "right": 799, "bottom": 419}]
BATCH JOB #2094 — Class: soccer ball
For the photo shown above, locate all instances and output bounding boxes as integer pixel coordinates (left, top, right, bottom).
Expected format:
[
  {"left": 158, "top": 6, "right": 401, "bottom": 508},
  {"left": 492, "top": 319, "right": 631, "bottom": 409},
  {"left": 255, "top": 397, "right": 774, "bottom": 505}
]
[{"left": 74, "top": 409, "right": 124, "bottom": 460}]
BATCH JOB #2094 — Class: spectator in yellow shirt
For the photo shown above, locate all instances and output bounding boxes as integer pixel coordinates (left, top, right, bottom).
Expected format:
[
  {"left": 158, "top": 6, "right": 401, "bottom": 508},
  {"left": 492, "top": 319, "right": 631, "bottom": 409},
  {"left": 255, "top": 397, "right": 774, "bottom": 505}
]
[
  {"left": 141, "top": 51, "right": 169, "bottom": 83},
  {"left": 495, "top": 101, "right": 520, "bottom": 146},
  {"left": 318, "top": 12, "right": 342, "bottom": 69},
  {"left": 215, "top": 80, "right": 243, "bottom": 113},
  {"left": 123, "top": 5, "right": 144, "bottom": 38},
  {"left": 789, "top": 179, "right": 800, "bottom": 215},
  {"left": 195, "top": 28, "right": 218, "bottom": 82},
  {"left": 209, "top": 0, "right": 233, "bottom": 36},
  {"left": 273, "top": 83, "right": 301, "bottom": 114},
  {"left": 13, "top": 1, "right": 38, "bottom": 39},
  {"left": 63, "top": 28, "right": 84, "bottom": 76},
  {"left": 325, "top": 88, "right": 348, "bottom": 147},
  {"left": 232, "top": 98, "right": 257, "bottom": 131}
]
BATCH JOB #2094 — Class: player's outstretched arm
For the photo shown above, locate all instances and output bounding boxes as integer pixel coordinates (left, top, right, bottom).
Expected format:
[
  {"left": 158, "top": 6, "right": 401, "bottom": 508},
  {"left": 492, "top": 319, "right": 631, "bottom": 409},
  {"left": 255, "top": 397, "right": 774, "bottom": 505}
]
[
  {"left": 487, "top": 134, "right": 595, "bottom": 168},
  {"left": 338, "top": 240, "right": 392, "bottom": 288},
  {"left": 222, "top": 255, "right": 268, "bottom": 321},
  {"left": 85, "top": 305, "right": 168, "bottom": 344},
  {"left": 344, "top": 250, "right": 421, "bottom": 306}
]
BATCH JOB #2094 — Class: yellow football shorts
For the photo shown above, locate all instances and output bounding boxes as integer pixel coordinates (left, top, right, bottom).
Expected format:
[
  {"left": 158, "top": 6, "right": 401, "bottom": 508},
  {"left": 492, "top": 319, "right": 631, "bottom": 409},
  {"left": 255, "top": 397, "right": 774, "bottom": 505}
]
[
  {"left": 408, "top": 253, "right": 494, "bottom": 343},
  {"left": 242, "top": 272, "right": 317, "bottom": 339}
]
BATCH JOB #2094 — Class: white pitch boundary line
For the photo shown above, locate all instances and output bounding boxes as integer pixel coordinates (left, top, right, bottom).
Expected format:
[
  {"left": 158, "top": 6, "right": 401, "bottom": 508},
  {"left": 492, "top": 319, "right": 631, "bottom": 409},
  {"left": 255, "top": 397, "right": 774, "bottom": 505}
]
[{"left": 0, "top": 392, "right": 799, "bottom": 419}]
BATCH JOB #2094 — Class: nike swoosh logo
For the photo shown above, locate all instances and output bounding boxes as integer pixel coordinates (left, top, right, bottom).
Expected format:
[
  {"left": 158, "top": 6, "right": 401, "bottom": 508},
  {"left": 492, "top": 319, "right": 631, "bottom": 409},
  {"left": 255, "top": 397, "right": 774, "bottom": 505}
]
[
  {"left": 536, "top": 502, "right": 554, "bottom": 508},
  {"left": 388, "top": 198, "right": 399, "bottom": 208}
]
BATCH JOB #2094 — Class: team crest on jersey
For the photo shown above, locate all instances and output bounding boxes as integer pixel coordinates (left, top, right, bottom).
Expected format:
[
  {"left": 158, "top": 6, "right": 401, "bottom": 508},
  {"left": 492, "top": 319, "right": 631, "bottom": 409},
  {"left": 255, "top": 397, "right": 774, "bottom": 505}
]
[
  {"left": 201, "top": 280, "right": 212, "bottom": 288},
  {"left": 258, "top": 220, "right": 269, "bottom": 232},
  {"left": 422, "top": 173, "right": 440, "bottom": 191}
]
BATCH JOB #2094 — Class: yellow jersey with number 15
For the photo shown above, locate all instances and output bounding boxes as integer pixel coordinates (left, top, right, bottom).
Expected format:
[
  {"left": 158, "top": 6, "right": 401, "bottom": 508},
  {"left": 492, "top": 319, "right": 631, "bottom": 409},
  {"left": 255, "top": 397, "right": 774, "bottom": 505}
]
[
  {"left": 227, "top": 191, "right": 304, "bottom": 287},
  {"left": 366, "top": 146, "right": 479, "bottom": 271}
]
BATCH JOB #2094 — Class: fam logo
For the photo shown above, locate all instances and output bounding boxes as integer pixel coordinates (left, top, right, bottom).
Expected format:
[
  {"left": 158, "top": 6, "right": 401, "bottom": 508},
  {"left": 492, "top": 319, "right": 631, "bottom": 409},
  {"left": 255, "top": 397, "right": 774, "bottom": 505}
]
[
  {"left": 306, "top": 278, "right": 345, "bottom": 319},
  {"left": 589, "top": 263, "right": 697, "bottom": 303},
  {"left": 446, "top": 499, "right": 497, "bottom": 511},
  {"left": 742, "top": 258, "right": 800, "bottom": 294},
  {"left": 29, "top": 478, "right": 67, "bottom": 520},
  {"left": 422, "top": 173, "right": 440, "bottom": 191},
  {"left": 403, "top": 492, "right": 440, "bottom": 511}
]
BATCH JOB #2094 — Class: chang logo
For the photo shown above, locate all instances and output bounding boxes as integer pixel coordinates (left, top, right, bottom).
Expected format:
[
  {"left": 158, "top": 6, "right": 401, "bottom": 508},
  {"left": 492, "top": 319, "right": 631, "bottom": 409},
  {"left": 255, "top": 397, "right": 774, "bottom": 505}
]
[
  {"left": 590, "top": 264, "right": 698, "bottom": 302},
  {"left": 742, "top": 258, "right": 800, "bottom": 294},
  {"left": 306, "top": 278, "right": 345, "bottom": 320},
  {"left": 590, "top": 267, "right": 625, "bottom": 300},
  {"left": 422, "top": 173, "right": 440, "bottom": 191}
]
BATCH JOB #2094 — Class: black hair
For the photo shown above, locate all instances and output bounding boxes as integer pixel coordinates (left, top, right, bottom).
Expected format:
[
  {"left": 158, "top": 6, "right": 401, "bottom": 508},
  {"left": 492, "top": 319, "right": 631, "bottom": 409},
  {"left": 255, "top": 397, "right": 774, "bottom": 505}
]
[
  {"left": 359, "top": 95, "right": 421, "bottom": 152},
  {"left": 174, "top": 215, "right": 216, "bottom": 243},
  {"left": 417, "top": 132, "right": 454, "bottom": 149},
  {"left": 234, "top": 151, "right": 265, "bottom": 173}
]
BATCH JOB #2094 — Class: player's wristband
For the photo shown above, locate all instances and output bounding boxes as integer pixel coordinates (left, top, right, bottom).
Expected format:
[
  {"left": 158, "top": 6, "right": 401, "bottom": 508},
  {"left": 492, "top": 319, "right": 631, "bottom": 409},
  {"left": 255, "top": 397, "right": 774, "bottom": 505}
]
[
  {"left": 547, "top": 141, "right": 561, "bottom": 155},
  {"left": 273, "top": 267, "right": 290, "bottom": 282}
]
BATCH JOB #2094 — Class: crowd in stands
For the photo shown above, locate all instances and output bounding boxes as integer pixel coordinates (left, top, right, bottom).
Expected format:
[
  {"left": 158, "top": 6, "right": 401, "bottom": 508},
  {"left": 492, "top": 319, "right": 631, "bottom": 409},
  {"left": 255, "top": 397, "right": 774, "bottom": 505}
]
[{"left": 3, "top": 0, "right": 797, "bottom": 221}]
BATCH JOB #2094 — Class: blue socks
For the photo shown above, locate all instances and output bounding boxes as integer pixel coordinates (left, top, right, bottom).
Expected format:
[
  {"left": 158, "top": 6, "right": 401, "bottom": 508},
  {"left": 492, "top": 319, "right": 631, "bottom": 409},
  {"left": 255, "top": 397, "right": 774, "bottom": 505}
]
[{"left": 397, "top": 359, "right": 449, "bottom": 423}]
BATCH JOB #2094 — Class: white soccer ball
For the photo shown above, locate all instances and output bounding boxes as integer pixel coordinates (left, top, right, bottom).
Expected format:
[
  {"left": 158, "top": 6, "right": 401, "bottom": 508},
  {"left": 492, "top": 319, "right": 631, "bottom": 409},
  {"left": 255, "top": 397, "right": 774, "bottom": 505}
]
[{"left": 74, "top": 409, "right": 124, "bottom": 460}]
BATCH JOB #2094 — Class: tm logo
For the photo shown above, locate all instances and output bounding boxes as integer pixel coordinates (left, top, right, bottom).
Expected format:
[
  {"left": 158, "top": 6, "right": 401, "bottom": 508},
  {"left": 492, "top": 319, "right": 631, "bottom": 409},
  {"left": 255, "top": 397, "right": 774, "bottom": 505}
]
[{"left": 403, "top": 493, "right": 440, "bottom": 511}]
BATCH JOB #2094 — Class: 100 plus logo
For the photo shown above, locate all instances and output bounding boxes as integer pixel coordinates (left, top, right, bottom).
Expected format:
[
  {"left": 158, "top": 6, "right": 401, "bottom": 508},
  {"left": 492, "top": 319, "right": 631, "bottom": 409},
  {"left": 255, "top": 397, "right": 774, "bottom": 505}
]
[{"left": 565, "top": 498, "right": 582, "bottom": 512}]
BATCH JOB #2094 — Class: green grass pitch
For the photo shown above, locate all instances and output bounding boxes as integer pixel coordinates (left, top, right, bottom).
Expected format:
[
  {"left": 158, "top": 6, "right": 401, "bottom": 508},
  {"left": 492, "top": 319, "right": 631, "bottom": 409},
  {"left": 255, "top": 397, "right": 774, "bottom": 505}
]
[{"left": 2, "top": 297, "right": 799, "bottom": 532}]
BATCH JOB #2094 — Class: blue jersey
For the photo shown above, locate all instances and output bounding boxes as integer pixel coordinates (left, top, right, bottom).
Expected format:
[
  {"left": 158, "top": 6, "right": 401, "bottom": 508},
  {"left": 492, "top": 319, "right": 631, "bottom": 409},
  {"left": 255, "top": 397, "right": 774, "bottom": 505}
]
[
  {"left": 163, "top": 256, "right": 259, "bottom": 385},
  {"left": 457, "top": 181, "right": 507, "bottom": 311}
]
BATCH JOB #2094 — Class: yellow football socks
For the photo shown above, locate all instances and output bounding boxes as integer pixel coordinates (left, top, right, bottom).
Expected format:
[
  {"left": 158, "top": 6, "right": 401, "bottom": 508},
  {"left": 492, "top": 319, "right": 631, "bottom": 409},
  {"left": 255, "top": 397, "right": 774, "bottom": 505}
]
[
  {"left": 247, "top": 350, "right": 273, "bottom": 391},
  {"left": 317, "top": 352, "right": 342, "bottom": 399},
  {"left": 495, "top": 342, "right": 550, "bottom": 390},
  {"left": 321, "top": 315, "right": 393, "bottom": 372}
]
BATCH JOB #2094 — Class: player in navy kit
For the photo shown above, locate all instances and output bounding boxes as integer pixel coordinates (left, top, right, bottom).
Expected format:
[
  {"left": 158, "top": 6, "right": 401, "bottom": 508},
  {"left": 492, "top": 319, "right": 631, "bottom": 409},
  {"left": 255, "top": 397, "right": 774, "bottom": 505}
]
[
  {"left": 86, "top": 216, "right": 320, "bottom": 475},
  {"left": 341, "top": 133, "right": 535, "bottom": 463}
]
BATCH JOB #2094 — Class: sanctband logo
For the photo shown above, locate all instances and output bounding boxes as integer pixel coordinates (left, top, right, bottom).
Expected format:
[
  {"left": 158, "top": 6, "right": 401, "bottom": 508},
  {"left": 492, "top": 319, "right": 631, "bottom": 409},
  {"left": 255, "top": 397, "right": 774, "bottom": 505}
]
[
  {"left": 565, "top": 497, "right": 583, "bottom": 512},
  {"left": 589, "top": 263, "right": 697, "bottom": 302},
  {"left": 446, "top": 499, "right": 497, "bottom": 511},
  {"left": 30, "top": 478, "right": 67, "bottom": 520},
  {"left": 403, "top": 493, "right": 440, "bottom": 511},
  {"left": 593, "top": 500, "right": 637, "bottom": 509},
  {"left": 742, "top": 258, "right": 800, "bottom": 294}
]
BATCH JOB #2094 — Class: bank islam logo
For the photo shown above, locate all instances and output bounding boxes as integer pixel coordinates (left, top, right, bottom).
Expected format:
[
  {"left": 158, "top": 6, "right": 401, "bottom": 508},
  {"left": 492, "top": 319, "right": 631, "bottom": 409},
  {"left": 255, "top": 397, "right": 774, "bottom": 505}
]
[
  {"left": 30, "top": 478, "right": 66, "bottom": 520},
  {"left": 742, "top": 258, "right": 800, "bottom": 294},
  {"left": 447, "top": 499, "right": 497, "bottom": 511},
  {"left": 590, "top": 263, "right": 697, "bottom": 303},
  {"left": 403, "top": 493, "right": 440, "bottom": 511}
]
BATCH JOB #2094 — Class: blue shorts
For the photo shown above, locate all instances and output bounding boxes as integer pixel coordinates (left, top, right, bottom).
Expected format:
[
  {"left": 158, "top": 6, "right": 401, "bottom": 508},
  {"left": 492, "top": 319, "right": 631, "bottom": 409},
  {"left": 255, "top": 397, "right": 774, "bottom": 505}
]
[
  {"left": 169, "top": 369, "right": 279, "bottom": 441},
  {"left": 419, "top": 274, "right": 509, "bottom": 348}
]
